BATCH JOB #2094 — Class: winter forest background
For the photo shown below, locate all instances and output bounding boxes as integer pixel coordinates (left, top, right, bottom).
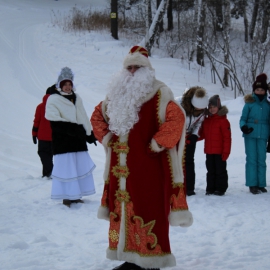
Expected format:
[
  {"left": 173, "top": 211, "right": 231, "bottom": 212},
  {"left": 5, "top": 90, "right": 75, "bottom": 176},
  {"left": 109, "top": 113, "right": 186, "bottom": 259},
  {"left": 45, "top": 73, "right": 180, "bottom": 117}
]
[
  {"left": 52, "top": 0, "right": 270, "bottom": 96},
  {"left": 1, "top": 0, "right": 270, "bottom": 269}
]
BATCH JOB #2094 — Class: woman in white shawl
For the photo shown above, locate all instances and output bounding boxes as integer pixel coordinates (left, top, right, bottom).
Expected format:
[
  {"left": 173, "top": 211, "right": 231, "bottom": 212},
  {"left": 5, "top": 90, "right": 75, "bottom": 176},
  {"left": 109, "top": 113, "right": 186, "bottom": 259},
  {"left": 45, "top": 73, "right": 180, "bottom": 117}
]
[{"left": 45, "top": 67, "right": 96, "bottom": 207}]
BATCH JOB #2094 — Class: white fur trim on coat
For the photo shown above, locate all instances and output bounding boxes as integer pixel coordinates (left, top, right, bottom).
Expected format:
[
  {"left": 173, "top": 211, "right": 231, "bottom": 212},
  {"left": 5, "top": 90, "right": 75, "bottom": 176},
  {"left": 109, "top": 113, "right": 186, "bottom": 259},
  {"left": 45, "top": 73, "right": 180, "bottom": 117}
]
[
  {"left": 97, "top": 206, "right": 110, "bottom": 221},
  {"left": 102, "top": 132, "right": 113, "bottom": 147},
  {"left": 45, "top": 93, "right": 92, "bottom": 135},
  {"left": 123, "top": 52, "right": 153, "bottom": 70},
  {"left": 156, "top": 84, "right": 186, "bottom": 184},
  {"left": 169, "top": 210, "right": 193, "bottom": 227},
  {"left": 150, "top": 138, "right": 165, "bottom": 152}
]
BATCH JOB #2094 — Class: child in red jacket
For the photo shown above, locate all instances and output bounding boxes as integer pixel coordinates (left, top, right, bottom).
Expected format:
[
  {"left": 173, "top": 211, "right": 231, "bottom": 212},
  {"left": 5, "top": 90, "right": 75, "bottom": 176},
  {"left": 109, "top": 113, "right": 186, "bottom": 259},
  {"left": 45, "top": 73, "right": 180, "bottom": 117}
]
[
  {"left": 200, "top": 95, "right": 231, "bottom": 196},
  {"left": 32, "top": 85, "right": 55, "bottom": 178}
]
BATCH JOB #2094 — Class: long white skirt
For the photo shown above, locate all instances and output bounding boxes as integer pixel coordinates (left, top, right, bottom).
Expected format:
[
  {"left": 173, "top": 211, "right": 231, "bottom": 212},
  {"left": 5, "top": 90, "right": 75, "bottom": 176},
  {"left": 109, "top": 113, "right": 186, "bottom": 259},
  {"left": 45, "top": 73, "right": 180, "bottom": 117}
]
[{"left": 51, "top": 151, "right": 96, "bottom": 200}]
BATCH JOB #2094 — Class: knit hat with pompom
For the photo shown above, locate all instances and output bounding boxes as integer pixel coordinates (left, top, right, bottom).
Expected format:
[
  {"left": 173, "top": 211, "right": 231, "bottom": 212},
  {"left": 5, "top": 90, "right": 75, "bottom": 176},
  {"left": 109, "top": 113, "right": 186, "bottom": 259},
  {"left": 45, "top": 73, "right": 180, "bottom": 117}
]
[
  {"left": 252, "top": 73, "right": 268, "bottom": 92},
  {"left": 191, "top": 87, "right": 209, "bottom": 109}
]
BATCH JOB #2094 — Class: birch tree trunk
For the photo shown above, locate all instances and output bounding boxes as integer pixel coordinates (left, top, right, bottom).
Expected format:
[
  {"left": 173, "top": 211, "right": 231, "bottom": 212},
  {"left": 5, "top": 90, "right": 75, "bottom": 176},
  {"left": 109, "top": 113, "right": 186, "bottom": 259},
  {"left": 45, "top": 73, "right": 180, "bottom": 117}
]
[
  {"left": 261, "top": 0, "right": 270, "bottom": 43},
  {"left": 189, "top": 0, "right": 199, "bottom": 61},
  {"left": 249, "top": 0, "right": 260, "bottom": 40},
  {"left": 215, "top": 0, "right": 223, "bottom": 31},
  {"left": 146, "top": 0, "right": 152, "bottom": 27},
  {"left": 167, "top": 0, "right": 173, "bottom": 30},
  {"left": 243, "top": 0, "right": 249, "bottom": 43},
  {"left": 145, "top": 0, "right": 168, "bottom": 55},
  {"left": 156, "top": 0, "right": 164, "bottom": 33},
  {"left": 223, "top": 0, "right": 231, "bottom": 86},
  {"left": 197, "top": 0, "right": 206, "bottom": 66}
]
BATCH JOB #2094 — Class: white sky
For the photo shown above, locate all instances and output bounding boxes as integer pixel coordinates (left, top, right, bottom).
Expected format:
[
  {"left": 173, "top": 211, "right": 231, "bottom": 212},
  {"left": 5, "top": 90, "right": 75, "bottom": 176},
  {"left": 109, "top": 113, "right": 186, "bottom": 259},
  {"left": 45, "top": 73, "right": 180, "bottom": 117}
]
[{"left": 0, "top": 1, "right": 270, "bottom": 269}]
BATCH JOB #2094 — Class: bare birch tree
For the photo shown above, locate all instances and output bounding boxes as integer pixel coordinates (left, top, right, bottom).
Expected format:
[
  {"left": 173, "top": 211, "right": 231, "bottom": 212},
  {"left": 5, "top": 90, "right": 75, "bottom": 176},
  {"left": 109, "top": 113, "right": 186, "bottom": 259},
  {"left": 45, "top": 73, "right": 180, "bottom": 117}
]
[
  {"left": 223, "top": 0, "right": 231, "bottom": 86},
  {"left": 249, "top": 0, "right": 260, "bottom": 40},
  {"left": 144, "top": 0, "right": 168, "bottom": 54},
  {"left": 197, "top": 0, "right": 206, "bottom": 66},
  {"left": 261, "top": 0, "right": 270, "bottom": 43}
]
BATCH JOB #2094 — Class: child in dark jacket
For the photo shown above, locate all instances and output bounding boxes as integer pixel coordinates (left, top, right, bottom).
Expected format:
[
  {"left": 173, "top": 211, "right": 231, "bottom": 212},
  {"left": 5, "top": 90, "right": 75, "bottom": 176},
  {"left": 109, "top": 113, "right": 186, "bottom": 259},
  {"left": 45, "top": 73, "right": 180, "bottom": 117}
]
[
  {"left": 32, "top": 85, "right": 56, "bottom": 178},
  {"left": 200, "top": 95, "right": 231, "bottom": 196}
]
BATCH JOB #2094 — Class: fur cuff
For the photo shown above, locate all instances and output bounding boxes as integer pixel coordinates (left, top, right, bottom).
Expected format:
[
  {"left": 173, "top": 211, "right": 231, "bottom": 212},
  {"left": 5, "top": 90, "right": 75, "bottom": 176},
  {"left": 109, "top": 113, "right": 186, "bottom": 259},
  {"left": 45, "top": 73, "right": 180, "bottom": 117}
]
[
  {"left": 169, "top": 210, "right": 193, "bottom": 227},
  {"left": 150, "top": 138, "right": 165, "bottom": 152},
  {"left": 102, "top": 132, "right": 113, "bottom": 147},
  {"left": 97, "top": 206, "right": 110, "bottom": 221}
]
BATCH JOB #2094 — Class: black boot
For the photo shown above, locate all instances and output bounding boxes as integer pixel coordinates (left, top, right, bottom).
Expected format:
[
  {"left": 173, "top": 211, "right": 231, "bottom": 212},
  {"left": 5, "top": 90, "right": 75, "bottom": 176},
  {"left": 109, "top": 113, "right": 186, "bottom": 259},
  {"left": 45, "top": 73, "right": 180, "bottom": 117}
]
[
  {"left": 213, "top": 191, "right": 225, "bottom": 196},
  {"left": 112, "top": 262, "right": 142, "bottom": 270},
  {"left": 258, "top": 187, "right": 267, "bottom": 193},
  {"left": 249, "top": 186, "right": 260, "bottom": 194},
  {"left": 72, "top": 199, "right": 84, "bottom": 203},
  {"left": 63, "top": 199, "right": 72, "bottom": 207},
  {"left": 187, "top": 190, "right": 196, "bottom": 196}
]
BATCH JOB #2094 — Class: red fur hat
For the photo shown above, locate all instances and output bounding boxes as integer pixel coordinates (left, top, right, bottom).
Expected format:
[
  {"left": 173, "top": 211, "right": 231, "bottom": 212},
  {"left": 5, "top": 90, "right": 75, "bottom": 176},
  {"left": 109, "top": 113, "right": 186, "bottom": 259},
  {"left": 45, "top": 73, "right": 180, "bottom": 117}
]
[
  {"left": 123, "top": 46, "right": 153, "bottom": 70},
  {"left": 252, "top": 73, "right": 268, "bottom": 91}
]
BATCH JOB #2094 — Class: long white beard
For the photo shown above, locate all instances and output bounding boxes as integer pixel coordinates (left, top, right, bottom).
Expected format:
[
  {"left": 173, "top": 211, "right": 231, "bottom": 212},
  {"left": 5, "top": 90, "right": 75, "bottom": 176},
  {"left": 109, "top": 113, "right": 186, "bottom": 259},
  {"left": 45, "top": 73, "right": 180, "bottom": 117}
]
[{"left": 106, "top": 67, "right": 155, "bottom": 136}]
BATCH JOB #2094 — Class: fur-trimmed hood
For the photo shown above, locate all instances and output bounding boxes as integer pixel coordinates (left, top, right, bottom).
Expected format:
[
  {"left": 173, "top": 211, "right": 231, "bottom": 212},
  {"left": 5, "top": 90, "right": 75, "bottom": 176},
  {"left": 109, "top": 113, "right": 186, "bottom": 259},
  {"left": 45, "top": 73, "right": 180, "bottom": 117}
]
[
  {"left": 244, "top": 93, "right": 266, "bottom": 103},
  {"left": 210, "top": 105, "right": 229, "bottom": 116},
  {"left": 244, "top": 94, "right": 255, "bottom": 103},
  {"left": 218, "top": 105, "right": 229, "bottom": 116}
]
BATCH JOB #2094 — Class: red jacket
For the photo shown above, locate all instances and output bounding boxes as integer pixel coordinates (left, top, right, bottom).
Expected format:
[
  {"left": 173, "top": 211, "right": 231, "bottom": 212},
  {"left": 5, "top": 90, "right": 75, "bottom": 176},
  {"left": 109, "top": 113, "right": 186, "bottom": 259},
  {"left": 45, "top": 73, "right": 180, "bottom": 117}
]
[
  {"left": 32, "top": 94, "right": 52, "bottom": 141},
  {"left": 200, "top": 106, "right": 231, "bottom": 157}
]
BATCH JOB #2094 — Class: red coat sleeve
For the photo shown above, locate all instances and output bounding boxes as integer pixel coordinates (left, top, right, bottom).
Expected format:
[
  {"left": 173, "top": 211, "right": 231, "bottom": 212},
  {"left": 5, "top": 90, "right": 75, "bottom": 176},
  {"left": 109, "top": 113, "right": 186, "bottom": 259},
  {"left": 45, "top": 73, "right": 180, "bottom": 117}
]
[
  {"left": 32, "top": 104, "right": 41, "bottom": 136},
  {"left": 221, "top": 118, "right": 231, "bottom": 156},
  {"left": 90, "top": 101, "right": 109, "bottom": 143},
  {"left": 153, "top": 101, "right": 185, "bottom": 149}
]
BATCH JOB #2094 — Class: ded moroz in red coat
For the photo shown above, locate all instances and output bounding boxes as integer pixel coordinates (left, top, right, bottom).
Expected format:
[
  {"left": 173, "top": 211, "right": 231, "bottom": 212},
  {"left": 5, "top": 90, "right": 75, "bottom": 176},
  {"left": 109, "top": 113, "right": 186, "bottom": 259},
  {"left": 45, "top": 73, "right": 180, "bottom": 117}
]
[
  {"left": 91, "top": 80, "right": 193, "bottom": 269},
  {"left": 32, "top": 94, "right": 52, "bottom": 141},
  {"left": 199, "top": 106, "right": 231, "bottom": 157}
]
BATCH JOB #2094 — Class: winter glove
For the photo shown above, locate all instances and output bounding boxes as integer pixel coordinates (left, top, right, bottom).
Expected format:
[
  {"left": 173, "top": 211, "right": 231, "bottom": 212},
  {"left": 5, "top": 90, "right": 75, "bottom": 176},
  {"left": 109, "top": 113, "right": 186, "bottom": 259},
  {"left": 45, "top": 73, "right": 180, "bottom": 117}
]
[
  {"left": 32, "top": 136, "right": 37, "bottom": 144},
  {"left": 241, "top": 125, "right": 254, "bottom": 134},
  {"left": 222, "top": 153, "right": 229, "bottom": 161},
  {"left": 86, "top": 131, "right": 97, "bottom": 146},
  {"left": 267, "top": 136, "right": 270, "bottom": 153},
  {"left": 186, "top": 134, "right": 198, "bottom": 145}
]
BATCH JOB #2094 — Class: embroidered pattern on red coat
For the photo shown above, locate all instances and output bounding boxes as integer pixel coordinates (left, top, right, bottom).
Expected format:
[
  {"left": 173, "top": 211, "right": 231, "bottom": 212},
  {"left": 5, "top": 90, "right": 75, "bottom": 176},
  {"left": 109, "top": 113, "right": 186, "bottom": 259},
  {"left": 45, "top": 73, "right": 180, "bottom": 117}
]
[
  {"left": 108, "top": 199, "right": 121, "bottom": 250},
  {"left": 101, "top": 190, "right": 108, "bottom": 207},
  {"left": 170, "top": 186, "right": 188, "bottom": 211},
  {"left": 124, "top": 200, "right": 170, "bottom": 256}
]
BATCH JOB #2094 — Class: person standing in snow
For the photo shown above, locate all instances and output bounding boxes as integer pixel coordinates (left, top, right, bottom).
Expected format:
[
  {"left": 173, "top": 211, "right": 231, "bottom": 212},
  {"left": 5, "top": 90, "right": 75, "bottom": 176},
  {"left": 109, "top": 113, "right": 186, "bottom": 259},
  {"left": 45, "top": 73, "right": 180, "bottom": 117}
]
[
  {"left": 240, "top": 73, "right": 270, "bottom": 194},
  {"left": 199, "top": 95, "right": 231, "bottom": 196},
  {"left": 45, "top": 67, "right": 97, "bottom": 207},
  {"left": 179, "top": 86, "right": 209, "bottom": 196},
  {"left": 32, "top": 85, "right": 57, "bottom": 179},
  {"left": 90, "top": 46, "right": 193, "bottom": 270}
]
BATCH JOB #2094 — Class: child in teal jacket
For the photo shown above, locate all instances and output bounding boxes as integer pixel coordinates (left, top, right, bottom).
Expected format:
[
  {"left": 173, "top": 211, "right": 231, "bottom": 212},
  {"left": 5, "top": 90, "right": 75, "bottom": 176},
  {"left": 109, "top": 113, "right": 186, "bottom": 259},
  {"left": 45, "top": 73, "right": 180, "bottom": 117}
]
[{"left": 240, "top": 73, "right": 270, "bottom": 194}]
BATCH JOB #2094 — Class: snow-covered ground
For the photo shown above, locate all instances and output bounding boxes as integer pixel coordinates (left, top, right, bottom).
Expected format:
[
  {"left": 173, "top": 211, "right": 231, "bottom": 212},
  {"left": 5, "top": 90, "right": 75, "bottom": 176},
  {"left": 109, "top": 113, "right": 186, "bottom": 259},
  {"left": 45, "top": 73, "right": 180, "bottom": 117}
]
[{"left": 0, "top": 1, "right": 270, "bottom": 269}]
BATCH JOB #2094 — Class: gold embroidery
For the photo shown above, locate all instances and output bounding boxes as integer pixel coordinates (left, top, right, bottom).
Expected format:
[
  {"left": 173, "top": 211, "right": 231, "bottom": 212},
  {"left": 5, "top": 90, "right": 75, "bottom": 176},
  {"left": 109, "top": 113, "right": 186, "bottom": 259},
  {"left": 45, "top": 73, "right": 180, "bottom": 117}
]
[
  {"left": 170, "top": 186, "right": 188, "bottom": 211},
  {"left": 108, "top": 202, "right": 121, "bottom": 249},
  {"left": 133, "top": 216, "right": 157, "bottom": 249},
  {"left": 124, "top": 200, "right": 170, "bottom": 256},
  {"left": 109, "top": 229, "right": 119, "bottom": 243},
  {"left": 116, "top": 190, "right": 130, "bottom": 203},
  {"left": 135, "top": 233, "right": 140, "bottom": 246},
  {"left": 112, "top": 165, "right": 130, "bottom": 178},
  {"left": 113, "top": 141, "right": 130, "bottom": 154},
  {"left": 101, "top": 190, "right": 108, "bottom": 207},
  {"left": 156, "top": 90, "right": 162, "bottom": 126}
]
